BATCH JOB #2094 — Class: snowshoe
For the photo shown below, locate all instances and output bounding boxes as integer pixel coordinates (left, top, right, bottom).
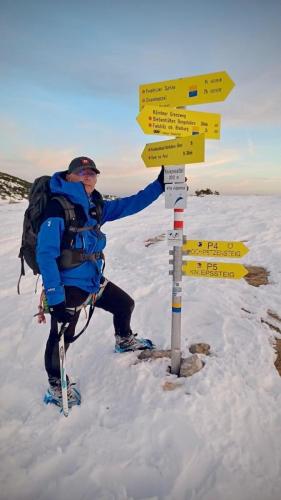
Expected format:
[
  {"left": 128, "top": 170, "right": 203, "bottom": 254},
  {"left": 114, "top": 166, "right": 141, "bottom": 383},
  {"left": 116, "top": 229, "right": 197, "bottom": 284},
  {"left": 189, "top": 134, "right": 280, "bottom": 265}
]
[
  {"left": 43, "top": 381, "right": 81, "bottom": 410},
  {"left": 115, "top": 333, "right": 155, "bottom": 353}
]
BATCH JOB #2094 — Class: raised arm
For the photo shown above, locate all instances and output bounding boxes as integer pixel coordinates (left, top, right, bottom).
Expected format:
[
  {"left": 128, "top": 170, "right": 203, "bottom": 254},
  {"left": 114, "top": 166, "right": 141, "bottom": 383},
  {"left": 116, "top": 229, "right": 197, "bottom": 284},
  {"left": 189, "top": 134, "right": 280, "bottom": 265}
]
[{"left": 101, "top": 171, "right": 164, "bottom": 224}]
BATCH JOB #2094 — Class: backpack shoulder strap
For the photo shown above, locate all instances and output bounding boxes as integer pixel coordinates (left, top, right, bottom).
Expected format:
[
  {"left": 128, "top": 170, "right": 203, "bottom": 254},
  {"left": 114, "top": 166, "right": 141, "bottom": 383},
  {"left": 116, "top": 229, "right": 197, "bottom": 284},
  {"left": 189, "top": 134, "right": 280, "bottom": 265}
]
[
  {"left": 91, "top": 189, "right": 104, "bottom": 226},
  {"left": 51, "top": 195, "right": 76, "bottom": 227}
]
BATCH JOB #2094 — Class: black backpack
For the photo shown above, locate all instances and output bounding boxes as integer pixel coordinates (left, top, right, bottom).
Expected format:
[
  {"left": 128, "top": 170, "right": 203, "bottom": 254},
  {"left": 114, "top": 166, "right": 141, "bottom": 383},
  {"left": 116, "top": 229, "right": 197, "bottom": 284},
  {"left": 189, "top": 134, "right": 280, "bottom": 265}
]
[{"left": 17, "top": 175, "right": 103, "bottom": 293}]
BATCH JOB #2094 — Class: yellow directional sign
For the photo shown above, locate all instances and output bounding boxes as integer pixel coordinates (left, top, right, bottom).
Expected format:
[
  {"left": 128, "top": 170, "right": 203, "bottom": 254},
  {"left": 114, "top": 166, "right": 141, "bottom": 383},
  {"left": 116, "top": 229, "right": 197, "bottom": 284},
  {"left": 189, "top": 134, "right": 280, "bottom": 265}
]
[
  {"left": 141, "top": 134, "right": 205, "bottom": 168},
  {"left": 139, "top": 71, "right": 235, "bottom": 110},
  {"left": 137, "top": 105, "right": 221, "bottom": 139},
  {"left": 182, "top": 261, "right": 248, "bottom": 280},
  {"left": 182, "top": 240, "right": 249, "bottom": 258}
]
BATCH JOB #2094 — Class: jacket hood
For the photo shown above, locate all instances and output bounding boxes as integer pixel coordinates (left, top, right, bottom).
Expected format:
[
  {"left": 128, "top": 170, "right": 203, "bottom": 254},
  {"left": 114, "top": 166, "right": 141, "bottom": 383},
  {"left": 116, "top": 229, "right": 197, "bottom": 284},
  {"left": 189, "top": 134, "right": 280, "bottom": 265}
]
[{"left": 50, "top": 171, "right": 90, "bottom": 213}]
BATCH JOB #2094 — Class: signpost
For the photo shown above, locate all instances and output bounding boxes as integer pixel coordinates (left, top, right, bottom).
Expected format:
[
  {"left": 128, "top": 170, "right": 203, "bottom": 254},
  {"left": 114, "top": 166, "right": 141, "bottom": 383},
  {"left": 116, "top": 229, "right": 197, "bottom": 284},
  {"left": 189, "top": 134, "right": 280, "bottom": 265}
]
[
  {"left": 141, "top": 135, "right": 205, "bottom": 168},
  {"left": 165, "top": 183, "right": 187, "bottom": 209},
  {"left": 182, "top": 240, "right": 249, "bottom": 258},
  {"left": 139, "top": 71, "right": 235, "bottom": 110},
  {"left": 167, "top": 229, "right": 183, "bottom": 247},
  {"left": 182, "top": 261, "right": 248, "bottom": 280},
  {"left": 137, "top": 105, "right": 221, "bottom": 139},
  {"left": 137, "top": 70, "right": 238, "bottom": 377},
  {"left": 164, "top": 166, "right": 185, "bottom": 184}
]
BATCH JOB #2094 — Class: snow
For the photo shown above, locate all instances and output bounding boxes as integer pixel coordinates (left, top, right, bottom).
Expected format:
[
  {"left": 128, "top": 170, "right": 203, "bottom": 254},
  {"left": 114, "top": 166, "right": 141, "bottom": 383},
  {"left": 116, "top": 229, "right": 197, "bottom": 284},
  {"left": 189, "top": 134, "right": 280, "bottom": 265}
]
[{"left": 1, "top": 194, "right": 281, "bottom": 500}]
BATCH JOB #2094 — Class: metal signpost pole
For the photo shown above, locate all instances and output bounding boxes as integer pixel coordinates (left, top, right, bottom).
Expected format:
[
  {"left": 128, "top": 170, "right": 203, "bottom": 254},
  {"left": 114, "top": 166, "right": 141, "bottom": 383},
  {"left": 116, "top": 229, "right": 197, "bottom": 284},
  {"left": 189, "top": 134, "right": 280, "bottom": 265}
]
[
  {"left": 170, "top": 205, "right": 184, "bottom": 375},
  {"left": 170, "top": 103, "right": 186, "bottom": 376},
  {"left": 165, "top": 165, "right": 186, "bottom": 376}
]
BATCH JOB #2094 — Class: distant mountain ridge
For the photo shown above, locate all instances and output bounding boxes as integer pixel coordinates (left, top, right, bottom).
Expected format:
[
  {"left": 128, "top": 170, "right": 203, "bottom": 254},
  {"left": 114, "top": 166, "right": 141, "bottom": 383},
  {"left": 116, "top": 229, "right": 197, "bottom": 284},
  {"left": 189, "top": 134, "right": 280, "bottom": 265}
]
[
  {"left": 0, "top": 172, "right": 117, "bottom": 202},
  {"left": 0, "top": 172, "right": 31, "bottom": 201}
]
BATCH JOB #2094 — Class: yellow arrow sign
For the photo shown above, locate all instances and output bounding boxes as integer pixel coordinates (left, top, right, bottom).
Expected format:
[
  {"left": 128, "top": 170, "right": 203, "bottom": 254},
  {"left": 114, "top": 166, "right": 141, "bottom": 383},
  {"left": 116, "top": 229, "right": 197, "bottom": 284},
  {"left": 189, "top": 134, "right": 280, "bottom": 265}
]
[
  {"left": 139, "top": 71, "right": 235, "bottom": 110},
  {"left": 182, "top": 261, "right": 248, "bottom": 280},
  {"left": 141, "top": 134, "right": 205, "bottom": 168},
  {"left": 137, "top": 105, "right": 221, "bottom": 139},
  {"left": 182, "top": 240, "right": 249, "bottom": 258}
]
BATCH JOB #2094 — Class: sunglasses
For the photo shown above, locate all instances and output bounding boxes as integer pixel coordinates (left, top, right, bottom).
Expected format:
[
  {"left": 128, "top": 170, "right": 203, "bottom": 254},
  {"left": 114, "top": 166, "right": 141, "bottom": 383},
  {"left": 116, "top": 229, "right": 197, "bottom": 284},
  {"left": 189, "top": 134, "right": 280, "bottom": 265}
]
[{"left": 74, "top": 168, "right": 97, "bottom": 177}]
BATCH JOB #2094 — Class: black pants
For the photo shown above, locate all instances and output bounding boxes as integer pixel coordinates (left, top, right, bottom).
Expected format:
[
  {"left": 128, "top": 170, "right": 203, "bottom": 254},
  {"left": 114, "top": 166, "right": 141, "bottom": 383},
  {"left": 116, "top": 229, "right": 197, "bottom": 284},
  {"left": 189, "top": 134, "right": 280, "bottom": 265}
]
[{"left": 45, "top": 281, "right": 135, "bottom": 380}]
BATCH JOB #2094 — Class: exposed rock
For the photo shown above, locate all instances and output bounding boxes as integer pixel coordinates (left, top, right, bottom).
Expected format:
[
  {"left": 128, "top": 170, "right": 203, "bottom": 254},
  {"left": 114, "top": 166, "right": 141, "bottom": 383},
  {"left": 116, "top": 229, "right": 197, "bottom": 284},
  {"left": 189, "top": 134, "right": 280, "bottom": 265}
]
[
  {"left": 189, "top": 343, "right": 210, "bottom": 355},
  {"left": 244, "top": 266, "right": 270, "bottom": 287},
  {"left": 274, "top": 339, "right": 281, "bottom": 376},
  {"left": 261, "top": 309, "right": 281, "bottom": 376},
  {"left": 195, "top": 188, "right": 220, "bottom": 196},
  {"left": 144, "top": 234, "right": 166, "bottom": 247},
  {"left": 179, "top": 354, "right": 204, "bottom": 378},
  {"left": 137, "top": 350, "right": 204, "bottom": 378},
  {"left": 267, "top": 310, "right": 281, "bottom": 323},
  {"left": 137, "top": 349, "right": 171, "bottom": 361},
  {"left": 103, "top": 194, "right": 118, "bottom": 200},
  {"left": 162, "top": 381, "right": 183, "bottom": 391},
  {"left": 261, "top": 318, "right": 281, "bottom": 334}
]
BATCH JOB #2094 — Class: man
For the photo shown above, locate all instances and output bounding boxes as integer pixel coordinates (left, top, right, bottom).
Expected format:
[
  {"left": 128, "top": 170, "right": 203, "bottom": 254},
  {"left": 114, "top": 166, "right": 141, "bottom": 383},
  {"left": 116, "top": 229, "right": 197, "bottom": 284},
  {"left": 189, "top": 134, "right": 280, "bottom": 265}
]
[{"left": 36, "top": 156, "right": 165, "bottom": 406}]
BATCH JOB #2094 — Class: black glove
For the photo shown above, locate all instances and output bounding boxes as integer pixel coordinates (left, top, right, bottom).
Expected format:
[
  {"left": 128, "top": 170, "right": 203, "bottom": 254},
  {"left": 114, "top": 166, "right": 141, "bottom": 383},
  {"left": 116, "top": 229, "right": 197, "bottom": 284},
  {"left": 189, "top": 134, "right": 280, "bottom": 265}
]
[
  {"left": 49, "top": 301, "right": 74, "bottom": 324},
  {"left": 157, "top": 166, "right": 165, "bottom": 191}
]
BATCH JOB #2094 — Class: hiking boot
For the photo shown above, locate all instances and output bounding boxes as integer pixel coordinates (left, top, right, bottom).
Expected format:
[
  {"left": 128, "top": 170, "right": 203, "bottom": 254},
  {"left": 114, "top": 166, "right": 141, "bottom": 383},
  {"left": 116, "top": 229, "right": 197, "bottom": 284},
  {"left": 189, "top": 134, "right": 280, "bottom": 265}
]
[
  {"left": 115, "top": 332, "right": 155, "bottom": 353},
  {"left": 44, "top": 377, "right": 81, "bottom": 408}
]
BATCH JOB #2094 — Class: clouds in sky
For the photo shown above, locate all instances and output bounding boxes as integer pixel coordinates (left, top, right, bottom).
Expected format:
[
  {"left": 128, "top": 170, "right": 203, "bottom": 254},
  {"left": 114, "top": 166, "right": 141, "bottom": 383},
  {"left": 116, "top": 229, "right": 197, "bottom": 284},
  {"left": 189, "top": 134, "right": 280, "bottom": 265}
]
[
  {"left": 1, "top": 0, "right": 280, "bottom": 194},
  {"left": 2, "top": 0, "right": 281, "bottom": 99}
]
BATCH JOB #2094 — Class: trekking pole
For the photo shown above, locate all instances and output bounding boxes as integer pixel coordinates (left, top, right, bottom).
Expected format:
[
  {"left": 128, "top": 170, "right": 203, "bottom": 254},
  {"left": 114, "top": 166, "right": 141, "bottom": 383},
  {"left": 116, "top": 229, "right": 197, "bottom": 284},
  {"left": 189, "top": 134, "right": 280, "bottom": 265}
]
[{"left": 58, "top": 323, "right": 69, "bottom": 417}]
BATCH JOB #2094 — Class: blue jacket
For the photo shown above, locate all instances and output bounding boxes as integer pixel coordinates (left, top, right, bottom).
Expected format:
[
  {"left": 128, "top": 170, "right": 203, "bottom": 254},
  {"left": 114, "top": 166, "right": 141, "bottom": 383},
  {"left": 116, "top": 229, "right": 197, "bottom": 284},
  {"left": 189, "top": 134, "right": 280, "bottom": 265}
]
[{"left": 36, "top": 171, "right": 163, "bottom": 305}]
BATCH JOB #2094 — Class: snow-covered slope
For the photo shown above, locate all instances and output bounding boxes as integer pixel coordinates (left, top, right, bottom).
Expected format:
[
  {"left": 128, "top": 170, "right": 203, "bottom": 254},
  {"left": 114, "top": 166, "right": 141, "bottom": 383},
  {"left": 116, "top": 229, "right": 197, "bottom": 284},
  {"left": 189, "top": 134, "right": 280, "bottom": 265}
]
[{"left": 1, "top": 195, "right": 281, "bottom": 500}]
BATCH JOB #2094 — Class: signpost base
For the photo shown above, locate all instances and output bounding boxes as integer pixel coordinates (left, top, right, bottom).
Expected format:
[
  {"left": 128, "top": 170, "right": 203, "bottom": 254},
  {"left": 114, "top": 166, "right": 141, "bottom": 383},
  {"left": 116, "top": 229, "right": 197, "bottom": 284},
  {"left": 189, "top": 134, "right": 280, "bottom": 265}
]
[{"left": 171, "top": 349, "right": 181, "bottom": 375}]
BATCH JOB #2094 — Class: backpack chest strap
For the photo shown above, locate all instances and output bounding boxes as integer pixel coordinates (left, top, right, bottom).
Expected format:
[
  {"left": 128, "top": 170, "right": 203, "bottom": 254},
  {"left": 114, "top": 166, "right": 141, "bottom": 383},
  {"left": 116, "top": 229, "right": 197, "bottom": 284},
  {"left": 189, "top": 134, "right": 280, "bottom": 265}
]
[
  {"left": 59, "top": 249, "right": 104, "bottom": 269},
  {"left": 68, "top": 225, "right": 98, "bottom": 233}
]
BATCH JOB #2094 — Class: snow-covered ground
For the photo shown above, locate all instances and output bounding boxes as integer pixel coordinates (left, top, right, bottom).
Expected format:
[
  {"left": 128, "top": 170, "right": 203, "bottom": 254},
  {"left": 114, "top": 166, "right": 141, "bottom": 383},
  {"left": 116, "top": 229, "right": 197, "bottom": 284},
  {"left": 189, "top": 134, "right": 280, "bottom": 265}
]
[{"left": 1, "top": 194, "right": 281, "bottom": 500}]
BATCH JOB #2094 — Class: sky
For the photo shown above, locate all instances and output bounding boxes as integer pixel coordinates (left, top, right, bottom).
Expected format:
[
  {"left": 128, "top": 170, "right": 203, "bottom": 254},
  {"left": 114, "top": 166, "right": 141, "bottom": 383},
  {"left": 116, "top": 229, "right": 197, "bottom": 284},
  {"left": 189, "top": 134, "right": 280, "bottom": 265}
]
[{"left": 1, "top": 0, "right": 280, "bottom": 195}]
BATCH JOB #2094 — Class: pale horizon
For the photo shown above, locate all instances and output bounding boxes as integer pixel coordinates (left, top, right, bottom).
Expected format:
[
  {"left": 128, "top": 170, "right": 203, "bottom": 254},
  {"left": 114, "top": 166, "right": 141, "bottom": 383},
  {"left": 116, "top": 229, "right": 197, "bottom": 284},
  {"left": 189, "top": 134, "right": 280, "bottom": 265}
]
[{"left": 1, "top": 0, "right": 280, "bottom": 196}]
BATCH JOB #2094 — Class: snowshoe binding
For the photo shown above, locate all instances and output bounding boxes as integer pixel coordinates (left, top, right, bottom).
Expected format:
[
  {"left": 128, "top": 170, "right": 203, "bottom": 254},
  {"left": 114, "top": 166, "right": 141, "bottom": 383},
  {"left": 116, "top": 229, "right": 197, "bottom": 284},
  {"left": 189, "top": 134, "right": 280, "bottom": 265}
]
[
  {"left": 44, "top": 379, "right": 81, "bottom": 410},
  {"left": 115, "top": 332, "right": 155, "bottom": 353}
]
